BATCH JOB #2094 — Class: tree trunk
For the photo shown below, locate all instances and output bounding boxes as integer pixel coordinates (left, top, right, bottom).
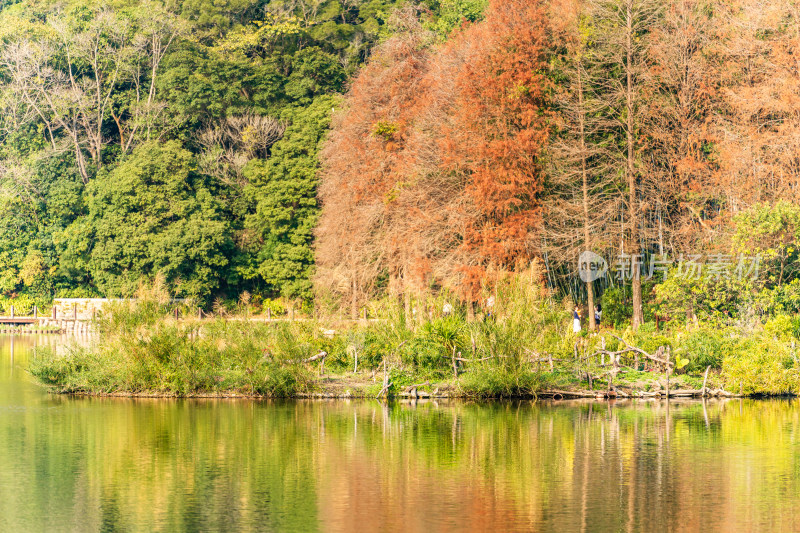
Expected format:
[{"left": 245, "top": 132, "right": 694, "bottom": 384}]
[
  {"left": 350, "top": 277, "right": 358, "bottom": 320},
  {"left": 578, "top": 61, "right": 596, "bottom": 331},
  {"left": 626, "top": 0, "right": 644, "bottom": 330},
  {"left": 404, "top": 287, "right": 412, "bottom": 325},
  {"left": 417, "top": 293, "right": 427, "bottom": 327},
  {"left": 632, "top": 269, "right": 643, "bottom": 328}
]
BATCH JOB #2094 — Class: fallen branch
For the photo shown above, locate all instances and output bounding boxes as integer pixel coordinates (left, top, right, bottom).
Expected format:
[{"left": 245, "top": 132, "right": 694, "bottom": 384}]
[
  {"left": 284, "top": 351, "right": 328, "bottom": 364},
  {"left": 376, "top": 382, "right": 392, "bottom": 399},
  {"left": 302, "top": 351, "right": 327, "bottom": 363},
  {"left": 589, "top": 335, "right": 674, "bottom": 368},
  {"left": 377, "top": 359, "right": 391, "bottom": 399},
  {"left": 455, "top": 356, "right": 495, "bottom": 362},
  {"left": 441, "top": 354, "right": 503, "bottom": 363},
  {"left": 403, "top": 381, "right": 430, "bottom": 398},
  {"left": 540, "top": 389, "right": 596, "bottom": 398},
  {"left": 612, "top": 386, "right": 629, "bottom": 398},
  {"left": 635, "top": 388, "right": 736, "bottom": 398}
]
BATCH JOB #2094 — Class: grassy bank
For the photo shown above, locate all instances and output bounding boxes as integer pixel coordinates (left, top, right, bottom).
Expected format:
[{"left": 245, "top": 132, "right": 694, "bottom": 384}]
[{"left": 28, "top": 280, "right": 800, "bottom": 399}]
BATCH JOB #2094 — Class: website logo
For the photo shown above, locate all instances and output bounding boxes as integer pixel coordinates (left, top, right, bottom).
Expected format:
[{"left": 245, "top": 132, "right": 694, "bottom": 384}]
[{"left": 579, "top": 251, "right": 608, "bottom": 283}]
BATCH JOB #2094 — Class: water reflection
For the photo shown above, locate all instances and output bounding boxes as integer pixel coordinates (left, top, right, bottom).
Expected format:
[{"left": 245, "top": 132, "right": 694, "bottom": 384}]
[{"left": 0, "top": 336, "right": 799, "bottom": 532}]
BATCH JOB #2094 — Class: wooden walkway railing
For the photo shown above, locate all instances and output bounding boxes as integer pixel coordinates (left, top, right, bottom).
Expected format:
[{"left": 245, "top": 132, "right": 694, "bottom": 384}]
[{"left": 0, "top": 305, "right": 94, "bottom": 333}]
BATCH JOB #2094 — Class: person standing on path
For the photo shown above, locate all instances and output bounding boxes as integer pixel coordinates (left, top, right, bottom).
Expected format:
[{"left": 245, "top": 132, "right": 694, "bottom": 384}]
[{"left": 573, "top": 306, "right": 582, "bottom": 334}]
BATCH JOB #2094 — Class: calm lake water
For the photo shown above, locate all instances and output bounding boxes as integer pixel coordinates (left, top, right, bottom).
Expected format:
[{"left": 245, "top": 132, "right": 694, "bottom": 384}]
[{"left": 2, "top": 335, "right": 800, "bottom": 532}]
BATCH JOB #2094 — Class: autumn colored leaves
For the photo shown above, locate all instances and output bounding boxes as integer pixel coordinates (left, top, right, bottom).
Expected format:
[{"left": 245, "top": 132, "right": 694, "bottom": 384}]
[
  {"left": 318, "top": 0, "right": 800, "bottom": 324},
  {"left": 316, "top": 2, "right": 551, "bottom": 314}
]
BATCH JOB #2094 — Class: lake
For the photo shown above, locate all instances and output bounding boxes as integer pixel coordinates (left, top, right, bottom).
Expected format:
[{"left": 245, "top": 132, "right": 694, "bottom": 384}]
[{"left": 1, "top": 335, "right": 799, "bottom": 532}]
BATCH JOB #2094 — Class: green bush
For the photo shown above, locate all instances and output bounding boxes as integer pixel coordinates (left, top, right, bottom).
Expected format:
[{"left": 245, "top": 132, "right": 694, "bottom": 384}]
[
  {"left": 422, "top": 316, "right": 467, "bottom": 357},
  {"left": 763, "top": 314, "right": 796, "bottom": 341},
  {"left": 459, "top": 367, "right": 544, "bottom": 398},
  {"left": 0, "top": 295, "right": 37, "bottom": 315},
  {"left": 602, "top": 286, "right": 632, "bottom": 328},
  {"left": 400, "top": 336, "right": 450, "bottom": 372},
  {"left": 672, "top": 327, "right": 733, "bottom": 372},
  {"left": 755, "top": 280, "right": 800, "bottom": 316},
  {"left": 721, "top": 335, "right": 799, "bottom": 395}
]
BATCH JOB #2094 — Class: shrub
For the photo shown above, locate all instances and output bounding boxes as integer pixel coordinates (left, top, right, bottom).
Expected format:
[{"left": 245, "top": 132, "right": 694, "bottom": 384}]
[
  {"left": 672, "top": 327, "right": 733, "bottom": 372},
  {"left": 763, "top": 314, "right": 795, "bottom": 341},
  {"left": 721, "top": 335, "right": 799, "bottom": 395},
  {"left": 459, "top": 367, "right": 544, "bottom": 398}
]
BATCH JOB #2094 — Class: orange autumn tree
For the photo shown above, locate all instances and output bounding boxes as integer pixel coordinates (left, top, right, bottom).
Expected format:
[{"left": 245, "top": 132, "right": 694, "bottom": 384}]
[
  {"left": 316, "top": 9, "right": 436, "bottom": 318},
  {"left": 316, "top": 0, "right": 553, "bottom": 316},
  {"left": 712, "top": 0, "right": 800, "bottom": 209},
  {"left": 440, "top": 0, "right": 553, "bottom": 308}
]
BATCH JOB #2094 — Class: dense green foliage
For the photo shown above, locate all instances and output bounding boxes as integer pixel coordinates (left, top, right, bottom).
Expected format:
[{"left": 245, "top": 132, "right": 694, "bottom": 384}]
[
  {"left": 0, "top": 0, "right": 487, "bottom": 305},
  {"left": 84, "top": 141, "right": 231, "bottom": 297}
]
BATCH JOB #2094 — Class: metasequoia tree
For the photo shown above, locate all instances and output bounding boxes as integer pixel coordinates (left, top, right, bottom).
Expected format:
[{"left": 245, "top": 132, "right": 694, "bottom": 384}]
[
  {"left": 545, "top": 0, "right": 621, "bottom": 329},
  {"left": 316, "top": 9, "right": 435, "bottom": 318},
  {"left": 644, "top": 0, "right": 718, "bottom": 255},
  {"left": 712, "top": 0, "right": 800, "bottom": 210},
  {"left": 588, "top": 0, "right": 659, "bottom": 329},
  {"left": 440, "top": 0, "right": 552, "bottom": 306},
  {"left": 316, "top": 0, "right": 552, "bottom": 315}
]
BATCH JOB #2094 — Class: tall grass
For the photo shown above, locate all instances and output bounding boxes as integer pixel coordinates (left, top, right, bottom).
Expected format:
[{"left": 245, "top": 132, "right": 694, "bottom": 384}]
[
  {"left": 29, "top": 271, "right": 800, "bottom": 397},
  {"left": 30, "top": 282, "right": 322, "bottom": 396}
]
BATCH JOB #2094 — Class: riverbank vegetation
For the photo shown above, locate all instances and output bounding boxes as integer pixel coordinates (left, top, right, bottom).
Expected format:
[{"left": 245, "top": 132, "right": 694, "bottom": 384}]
[{"left": 29, "top": 274, "right": 800, "bottom": 398}]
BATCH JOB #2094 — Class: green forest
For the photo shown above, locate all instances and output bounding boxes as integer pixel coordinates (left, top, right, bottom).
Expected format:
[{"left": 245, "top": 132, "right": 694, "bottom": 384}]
[{"left": 0, "top": 0, "right": 487, "bottom": 309}]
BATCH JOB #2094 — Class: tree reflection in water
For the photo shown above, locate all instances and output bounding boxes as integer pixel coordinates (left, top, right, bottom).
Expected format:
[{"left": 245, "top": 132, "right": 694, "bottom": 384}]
[{"left": 0, "top": 336, "right": 798, "bottom": 532}]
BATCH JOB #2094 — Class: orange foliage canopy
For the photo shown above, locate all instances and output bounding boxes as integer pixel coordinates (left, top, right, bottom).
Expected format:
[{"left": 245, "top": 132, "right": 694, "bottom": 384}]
[
  {"left": 442, "top": 0, "right": 552, "bottom": 297},
  {"left": 316, "top": 0, "right": 553, "bottom": 306}
]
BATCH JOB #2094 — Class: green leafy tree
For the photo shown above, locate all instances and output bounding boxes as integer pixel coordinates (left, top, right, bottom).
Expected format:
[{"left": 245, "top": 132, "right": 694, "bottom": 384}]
[
  {"left": 244, "top": 96, "right": 338, "bottom": 300},
  {"left": 425, "top": 0, "right": 488, "bottom": 37},
  {"left": 81, "top": 141, "right": 231, "bottom": 298},
  {"left": 733, "top": 201, "right": 800, "bottom": 287}
]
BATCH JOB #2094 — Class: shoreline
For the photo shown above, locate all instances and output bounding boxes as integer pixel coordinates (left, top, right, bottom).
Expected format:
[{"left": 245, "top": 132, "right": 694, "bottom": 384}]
[
  {"left": 44, "top": 383, "right": 772, "bottom": 400},
  {"left": 28, "top": 302, "right": 800, "bottom": 401}
]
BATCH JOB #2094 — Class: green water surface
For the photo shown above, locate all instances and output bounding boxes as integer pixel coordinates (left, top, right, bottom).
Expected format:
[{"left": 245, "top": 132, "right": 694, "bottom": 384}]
[{"left": 1, "top": 335, "right": 799, "bottom": 532}]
